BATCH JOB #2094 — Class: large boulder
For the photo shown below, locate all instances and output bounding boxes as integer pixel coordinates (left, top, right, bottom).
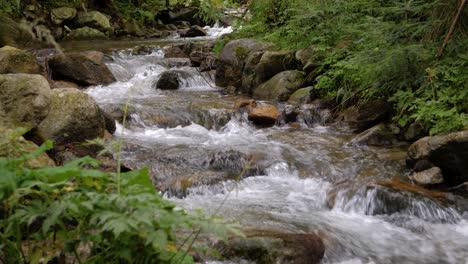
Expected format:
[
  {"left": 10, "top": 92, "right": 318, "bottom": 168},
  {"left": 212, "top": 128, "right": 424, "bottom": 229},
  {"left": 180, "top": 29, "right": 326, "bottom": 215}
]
[
  {"left": 337, "top": 99, "right": 391, "bottom": 132},
  {"left": 64, "top": 26, "right": 107, "bottom": 40},
  {"left": 249, "top": 51, "right": 298, "bottom": 90},
  {"left": 0, "top": 46, "right": 41, "bottom": 74},
  {"left": 248, "top": 104, "right": 280, "bottom": 127},
  {"left": 0, "top": 116, "right": 55, "bottom": 168},
  {"left": 48, "top": 52, "right": 115, "bottom": 86},
  {"left": 0, "top": 74, "right": 51, "bottom": 127},
  {"left": 121, "top": 19, "right": 145, "bottom": 37},
  {"left": 215, "top": 39, "right": 275, "bottom": 88},
  {"left": 0, "top": 16, "right": 34, "bottom": 47},
  {"left": 75, "top": 11, "right": 112, "bottom": 33},
  {"left": 38, "top": 88, "right": 105, "bottom": 145},
  {"left": 253, "top": 70, "right": 305, "bottom": 102},
  {"left": 407, "top": 130, "right": 468, "bottom": 185},
  {"left": 50, "top": 7, "right": 77, "bottom": 25}
]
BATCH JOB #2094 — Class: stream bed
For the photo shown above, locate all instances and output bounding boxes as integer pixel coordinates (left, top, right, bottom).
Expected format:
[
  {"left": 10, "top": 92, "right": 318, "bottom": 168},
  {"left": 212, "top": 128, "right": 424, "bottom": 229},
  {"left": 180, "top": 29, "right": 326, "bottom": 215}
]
[{"left": 82, "top": 30, "right": 468, "bottom": 263}]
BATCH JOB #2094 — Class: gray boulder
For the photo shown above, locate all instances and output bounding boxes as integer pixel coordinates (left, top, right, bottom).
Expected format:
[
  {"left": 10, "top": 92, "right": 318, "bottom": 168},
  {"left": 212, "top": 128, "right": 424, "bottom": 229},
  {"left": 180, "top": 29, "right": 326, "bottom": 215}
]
[
  {"left": 409, "top": 167, "right": 444, "bottom": 185},
  {"left": 38, "top": 88, "right": 105, "bottom": 145},
  {"left": 288, "top": 86, "right": 314, "bottom": 105},
  {"left": 0, "top": 46, "right": 41, "bottom": 74},
  {"left": 153, "top": 70, "right": 191, "bottom": 90},
  {"left": 407, "top": 130, "right": 468, "bottom": 185},
  {"left": 48, "top": 51, "right": 115, "bottom": 86},
  {"left": 215, "top": 39, "right": 275, "bottom": 88},
  {"left": 0, "top": 74, "right": 51, "bottom": 127},
  {"left": 253, "top": 70, "right": 305, "bottom": 102}
]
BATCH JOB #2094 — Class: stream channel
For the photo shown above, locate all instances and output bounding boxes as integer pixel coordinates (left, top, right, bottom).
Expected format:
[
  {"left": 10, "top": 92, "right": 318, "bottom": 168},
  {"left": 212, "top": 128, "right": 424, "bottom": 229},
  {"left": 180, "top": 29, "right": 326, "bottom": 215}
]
[{"left": 75, "top": 25, "right": 468, "bottom": 263}]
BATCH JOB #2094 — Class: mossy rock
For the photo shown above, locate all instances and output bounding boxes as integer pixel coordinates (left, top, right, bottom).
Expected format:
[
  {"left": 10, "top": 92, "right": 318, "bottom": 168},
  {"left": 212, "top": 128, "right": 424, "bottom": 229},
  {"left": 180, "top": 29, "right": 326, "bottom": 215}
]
[
  {"left": 253, "top": 70, "right": 305, "bottom": 102},
  {"left": 287, "top": 86, "right": 314, "bottom": 105},
  {"left": 0, "top": 116, "right": 55, "bottom": 168},
  {"left": 64, "top": 27, "right": 107, "bottom": 40},
  {"left": 38, "top": 88, "right": 105, "bottom": 145},
  {"left": 50, "top": 7, "right": 77, "bottom": 25},
  {"left": 0, "top": 46, "right": 41, "bottom": 74},
  {"left": 0, "top": 74, "right": 52, "bottom": 127},
  {"left": 76, "top": 11, "right": 112, "bottom": 32}
]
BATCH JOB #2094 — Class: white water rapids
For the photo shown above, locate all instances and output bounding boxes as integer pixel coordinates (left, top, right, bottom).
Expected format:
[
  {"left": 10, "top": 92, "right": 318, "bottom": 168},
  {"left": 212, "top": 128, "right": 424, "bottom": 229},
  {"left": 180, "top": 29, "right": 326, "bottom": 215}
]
[{"left": 85, "top": 28, "right": 468, "bottom": 264}]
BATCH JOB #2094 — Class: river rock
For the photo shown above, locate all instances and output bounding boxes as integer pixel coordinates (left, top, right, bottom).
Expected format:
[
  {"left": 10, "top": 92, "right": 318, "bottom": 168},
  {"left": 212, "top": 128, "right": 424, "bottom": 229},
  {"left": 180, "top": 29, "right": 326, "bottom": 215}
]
[
  {"left": 0, "top": 116, "right": 55, "bottom": 168},
  {"left": 251, "top": 51, "right": 299, "bottom": 88},
  {"left": 51, "top": 80, "right": 79, "bottom": 89},
  {"left": 248, "top": 104, "right": 280, "bottom": 127},
  {"left": 404, "top": 122, "right": 427, "bottom": 142},
  {"left": 64, "top": 26, "right": 107, "bottom": 40},
  {"left": 288, "top": 86, "right": 314, "bottom": 105},
  {"left": 240, "top": 51, "right": 264, "bottom": 94},
  {"left": 75, "top": 11, "right": 112, "bottom": 33},
  {"left": 174, "top": 21, "right": 191, "bottom": 29},
  {"left": 337, "top": 99, "right": 391, "bottom": 132},
  {"left": 38, "top": 88, "right": 105, "bottom": 145},
  {"left": 0, "top": 16, "right": 34, "bottom": 47},
  {"left": 351, "top": 124, "right": 396, "bottom": 146},
  {"left": 215, "top": 39, "right": 275, "bottom": 88},
  {"left": 409, "top": 167, "right": 444, "bottom": 185},
  {"left": 407, "top": 130, "right": 468, "bottom": 185},
  {"left": 217, "top": 231, "right": 325, "bottom": 264},
  {"left": 295, "top": 45, "right": 315, "bottom": 67},
  {"left": 0, "top": 46, "right": 41, "bottom": 74},
  {"left": 48, "top": 52, "right": 115, "bottom": 86},
  {"left": 253, "top": 70, "right": 305, "bottom": 102},
  {"left": 154, "top": 70, "right": 182, "bottom": 90},
  {"left": 235, "top": 99, "right": 257, "bottom": 111},
  {"left": 50, "top": 7, "right": 77, "bottom": 25},
  {"left": 180, "top": 25, "right": 207, "bottom": 38},
  {"left": 0, "top": 74, "right": 51, "bottom": 127}
]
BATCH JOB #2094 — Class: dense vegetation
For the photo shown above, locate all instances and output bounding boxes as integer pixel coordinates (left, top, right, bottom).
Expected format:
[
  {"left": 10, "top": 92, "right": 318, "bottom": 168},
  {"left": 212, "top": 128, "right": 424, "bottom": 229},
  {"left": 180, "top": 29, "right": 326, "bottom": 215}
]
[
  {"left": 0, "top": 128, "right": 240, "bottom": 263},
  {"left": 231, "top": 0, "right": 467, "bottom": 135}
]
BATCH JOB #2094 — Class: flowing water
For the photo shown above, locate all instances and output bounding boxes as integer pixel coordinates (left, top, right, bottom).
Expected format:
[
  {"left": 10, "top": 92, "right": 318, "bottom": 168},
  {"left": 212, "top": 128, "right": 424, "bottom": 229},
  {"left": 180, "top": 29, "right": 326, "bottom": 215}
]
[{"left": 84, "top": 28, "right": 468, "bottom": 264}]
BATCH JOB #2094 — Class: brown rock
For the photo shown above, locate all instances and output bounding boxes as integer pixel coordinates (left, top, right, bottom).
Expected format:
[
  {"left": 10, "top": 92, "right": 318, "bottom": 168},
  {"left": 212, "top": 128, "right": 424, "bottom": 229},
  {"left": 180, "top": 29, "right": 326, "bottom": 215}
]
[
  {"left": 248, "top": 104, "right": 280, "bottom": 127},
  {"left": 164, "top": 46, "right": 188, "bottom": 58},
  {"left": 234, "top": 99, "right": 257, "bottom": 111},
  {"left": 0, "top": 46, "right": 41, "bottom": 74},
  {"left": 409, "top": 167, "right": 444, "bottom": 185}
]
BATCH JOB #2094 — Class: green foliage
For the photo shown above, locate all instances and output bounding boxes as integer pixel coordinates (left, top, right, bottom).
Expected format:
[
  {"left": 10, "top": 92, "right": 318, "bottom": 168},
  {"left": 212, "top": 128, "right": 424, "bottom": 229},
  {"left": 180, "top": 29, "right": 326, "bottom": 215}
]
[
  {"left": 235, "top": 0, "right": 468, "bottom": 134},
  {"left": 0, "top": 142, "right": 241, "bottom": 263},
  {"left": 0, "top": 0, "right": 21, "bottom": 16}
]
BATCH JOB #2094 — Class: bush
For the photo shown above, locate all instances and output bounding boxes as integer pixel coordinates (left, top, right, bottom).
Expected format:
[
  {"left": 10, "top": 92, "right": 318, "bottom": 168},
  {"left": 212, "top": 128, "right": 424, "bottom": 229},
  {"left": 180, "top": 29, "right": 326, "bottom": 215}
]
[
  {"left": 0, "top": 140, "right": 241, "bottom": 263},
  {"left": 234, "top": 0, "right": 468, "bottom": 134}
]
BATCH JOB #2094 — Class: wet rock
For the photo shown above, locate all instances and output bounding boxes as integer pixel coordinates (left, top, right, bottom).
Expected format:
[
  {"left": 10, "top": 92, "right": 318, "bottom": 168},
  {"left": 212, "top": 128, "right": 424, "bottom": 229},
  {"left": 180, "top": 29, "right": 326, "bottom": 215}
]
[
  {"left": 100, "top": 104, "right": 136, "bottom": 123},
  {"left": 154, "top": 70, "right": 182, "bottom": 90},
  {"left": 351, "top": 124, "right": 397, "bottom": 146},
  {"left": 288, "top": 86, "right": 314, "bottom": 105},
  {"left": 101, "top": 109, "right": 116, "bottom": 134},
  {"left": 163, "top": 46, "right": 188, "bottom": 58},
  {"left": 0, "top": 46, "right": 41, "bottom": 74},
  {"left": 0, "top": 74, "right": 51, "bottom": 127},
  {"left": 248, "top": 104, "right": 280, "bottom": 127},
  {"left": 404, "top": 122, "right": 427, "bottom": 142},
  {"left": 48, "top": 52, "right": 116, "bottom": 86},
  {"left": 50, "top": 7, "right": 77, "bottom": 25},
  {"left": 282, "top": 105, "right": 300, "bottom": 123},
  {"left": 64, "top": 26, "right": 107, "bottom": 40},
  {"left": 0, "top": 16, "right": 34, "bottom": 47},
  {"left": 253, "top": 70, "right": 305, "bottom": 102},
  {"left": 337, "top": 99, "right": 391, "bottom": 132},
  {"left": 217, "top": 231, "right": 325, "bottom": 264},
  {"left": 38, "top": 88, "right": 105, "bottom": 145},
  {"left": 180, "top": 25, "right": 207, "bottom": 37},
  {"left": 240, "top": 51, "right": 265, "bottom": 94},
  {"left": 409, "top": 167, "right": 444, "bottom": 185},
  {"left": 189, "top": 50, "right": 212, "bottom": 65},
  {"left": 76, "top": 11, "right": 112, "bottom": 33},
  {"left": 215, "top": 39, "right": 275, "bottom": 88},
  {"left": 407, "top": 130, "right": 468, "bottom": 185},
  {"left": 0, "top": 116, "right": 55, "bottom": 168}
]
